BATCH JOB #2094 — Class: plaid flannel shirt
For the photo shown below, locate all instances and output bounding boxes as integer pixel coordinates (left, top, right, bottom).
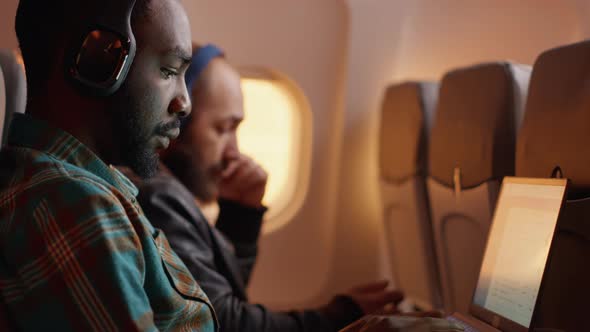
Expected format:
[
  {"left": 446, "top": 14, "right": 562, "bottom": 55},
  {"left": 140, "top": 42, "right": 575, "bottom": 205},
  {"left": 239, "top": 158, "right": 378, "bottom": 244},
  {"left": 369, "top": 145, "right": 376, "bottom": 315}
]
[{"left": 0, "top": 114, "right": 218, "bottom": 331}]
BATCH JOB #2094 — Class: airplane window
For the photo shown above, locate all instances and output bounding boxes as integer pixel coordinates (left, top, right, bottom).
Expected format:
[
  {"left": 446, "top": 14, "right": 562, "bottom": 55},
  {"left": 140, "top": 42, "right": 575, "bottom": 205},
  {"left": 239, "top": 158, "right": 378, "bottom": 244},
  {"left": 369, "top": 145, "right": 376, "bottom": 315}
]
[{"left": 238, "top": 68, "right": 312, "bottom": 232}]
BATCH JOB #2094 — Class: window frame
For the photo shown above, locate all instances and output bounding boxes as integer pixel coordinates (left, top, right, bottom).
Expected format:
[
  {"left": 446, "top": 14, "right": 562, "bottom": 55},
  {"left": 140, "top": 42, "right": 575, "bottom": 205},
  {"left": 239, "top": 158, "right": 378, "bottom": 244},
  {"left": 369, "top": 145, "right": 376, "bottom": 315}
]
[{"left": 237, "top": 66, "right": 313, "bottom": 233}]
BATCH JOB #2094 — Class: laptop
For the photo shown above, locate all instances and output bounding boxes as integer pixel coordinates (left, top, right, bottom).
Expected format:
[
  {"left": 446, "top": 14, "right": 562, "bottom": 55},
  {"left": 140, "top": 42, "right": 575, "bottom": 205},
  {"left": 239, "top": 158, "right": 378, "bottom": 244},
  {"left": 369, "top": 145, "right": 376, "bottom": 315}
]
[{"left": 447, "top": 177, "right": 568, "bottom": 332}]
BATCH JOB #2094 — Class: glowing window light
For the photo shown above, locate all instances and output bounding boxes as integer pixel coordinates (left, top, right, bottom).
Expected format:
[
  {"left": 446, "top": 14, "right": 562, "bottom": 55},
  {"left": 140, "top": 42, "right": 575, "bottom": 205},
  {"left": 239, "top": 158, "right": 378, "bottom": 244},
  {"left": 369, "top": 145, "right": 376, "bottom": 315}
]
[
  {"left": 237, "top": 70, "right": 311, "bottom": 232},
  {"left": 239, "top": 79, "right": 297, "bottom": 207}
]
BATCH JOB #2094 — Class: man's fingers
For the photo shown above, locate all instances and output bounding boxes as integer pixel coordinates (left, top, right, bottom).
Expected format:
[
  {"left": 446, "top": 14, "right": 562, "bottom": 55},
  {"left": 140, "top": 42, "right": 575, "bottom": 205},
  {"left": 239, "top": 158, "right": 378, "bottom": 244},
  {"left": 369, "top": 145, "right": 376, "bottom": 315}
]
[
  {"left": 388, "top": 290, "right": 405, "bottom": 305},
  {"left": 226, "top": 159, "right": 250, "bottom": 180},
  {"left": 238, "top": 163, "right": 266, "bottom": 186},
  {"left": 374, "top": 303, "right": 400, "bottom": 315},
  {"left": 221, "top": 158, "right": 244, "bottom": 179},
  {"left": 351, "top": 280, "right": 390, "bottom": 293},
  {"left": 223, "top": 155, "right": 260, "bottom": 181},
  {"left": 373, "top": 289, "right": 405, "bottom": 306}
]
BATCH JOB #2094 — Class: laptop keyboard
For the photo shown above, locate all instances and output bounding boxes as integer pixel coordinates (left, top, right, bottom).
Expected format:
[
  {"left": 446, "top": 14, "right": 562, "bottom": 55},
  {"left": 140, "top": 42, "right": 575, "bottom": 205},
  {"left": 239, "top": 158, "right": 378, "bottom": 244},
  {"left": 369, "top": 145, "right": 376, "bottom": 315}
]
[{"left": 446, "top": 316, "right": 481, "bottom": 332}]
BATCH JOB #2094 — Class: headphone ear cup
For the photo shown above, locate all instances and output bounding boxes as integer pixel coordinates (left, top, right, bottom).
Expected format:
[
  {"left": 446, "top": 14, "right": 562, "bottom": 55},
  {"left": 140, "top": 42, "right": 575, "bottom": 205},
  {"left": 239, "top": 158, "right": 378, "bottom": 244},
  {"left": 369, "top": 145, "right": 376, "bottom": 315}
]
[
  {"left": 66, "top": 0, "right": 137, "bottom": 96},
  {"left": 68, "top": 28, "right": 134, "bottom": 96}
]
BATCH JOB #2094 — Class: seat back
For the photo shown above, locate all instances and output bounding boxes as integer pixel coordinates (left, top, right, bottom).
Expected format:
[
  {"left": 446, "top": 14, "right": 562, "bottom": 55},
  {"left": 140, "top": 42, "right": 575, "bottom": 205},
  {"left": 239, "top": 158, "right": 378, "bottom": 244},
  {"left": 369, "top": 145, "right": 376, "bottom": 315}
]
[
  {"left": 516, "top": 40, "right": 590, "bottom": 331},
  {"left": 0, "top": 65, "right": 4, "bottom": 138},
  {"left": 0, "top": 50, "right": 25, "bottom": 331},
  {"left": 379, "top": 81, "right": 441, "bottom": 310},
  {"left": 427, "top": 62, "right": 531, "bottom": 313},
  {"left": 0, "top": 49, "right": 27, "bottom": 145}
]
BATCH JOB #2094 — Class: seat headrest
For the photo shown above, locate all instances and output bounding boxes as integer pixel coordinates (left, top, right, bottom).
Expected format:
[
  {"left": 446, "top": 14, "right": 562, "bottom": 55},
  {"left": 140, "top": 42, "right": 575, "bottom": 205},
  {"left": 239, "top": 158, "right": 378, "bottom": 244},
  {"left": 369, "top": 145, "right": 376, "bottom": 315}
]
[
  {"left": 429, "top": 62, "right": 531, "bottom": 188},
  {"left": 379, "top": 82, "right": 439, "bottom": 182},
  {"left": 516, "top": 40, "right": 590, "bottom": 194},
  {"left": 0, "top": 50, "right": 27, "bottom": 144}
]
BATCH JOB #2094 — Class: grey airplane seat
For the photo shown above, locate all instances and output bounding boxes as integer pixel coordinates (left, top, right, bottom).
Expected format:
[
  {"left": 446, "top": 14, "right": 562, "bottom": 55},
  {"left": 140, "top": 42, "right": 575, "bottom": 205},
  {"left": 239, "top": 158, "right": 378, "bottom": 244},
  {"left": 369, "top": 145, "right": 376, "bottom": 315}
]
[
  {"left": 379, "top": 82, "right": 441, "bottom": 310},
  {"left": 516, "top": 40, "right": 590, "bottom": 331},
  {"left": 0, "top": 64, "right": 4, "bottom": 134},
  {"left": 0, "top": 50, "right": 25, "bottom": 330},
  {"left": 0, "top": 49, "right": 27, "bottom": 144},
  {"left": 427, "top": 62, "right": 531, "bottom": 314}
]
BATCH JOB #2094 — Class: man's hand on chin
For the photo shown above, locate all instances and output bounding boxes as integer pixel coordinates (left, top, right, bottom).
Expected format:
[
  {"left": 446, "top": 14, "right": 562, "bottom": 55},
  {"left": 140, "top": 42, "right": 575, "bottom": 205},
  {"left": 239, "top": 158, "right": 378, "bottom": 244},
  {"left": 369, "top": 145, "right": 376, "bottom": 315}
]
[{"left": 219, "top": 153, "right": 268, "bottom": 208}]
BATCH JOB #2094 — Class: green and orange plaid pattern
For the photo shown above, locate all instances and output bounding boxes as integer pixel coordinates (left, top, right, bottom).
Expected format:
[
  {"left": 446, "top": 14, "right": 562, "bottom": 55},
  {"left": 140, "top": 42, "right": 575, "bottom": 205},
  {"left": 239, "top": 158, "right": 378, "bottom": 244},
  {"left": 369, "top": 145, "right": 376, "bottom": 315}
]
[{"left": 0, "top": 114, "right": 218, "bottom": 331}]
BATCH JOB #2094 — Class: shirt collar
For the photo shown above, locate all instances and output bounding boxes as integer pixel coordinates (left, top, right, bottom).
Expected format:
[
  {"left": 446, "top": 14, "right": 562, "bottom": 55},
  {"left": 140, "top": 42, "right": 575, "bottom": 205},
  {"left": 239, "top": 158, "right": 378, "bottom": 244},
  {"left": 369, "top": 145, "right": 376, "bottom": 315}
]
[{"left": 7, "top": 113, "right": 139, "bottom": 199}]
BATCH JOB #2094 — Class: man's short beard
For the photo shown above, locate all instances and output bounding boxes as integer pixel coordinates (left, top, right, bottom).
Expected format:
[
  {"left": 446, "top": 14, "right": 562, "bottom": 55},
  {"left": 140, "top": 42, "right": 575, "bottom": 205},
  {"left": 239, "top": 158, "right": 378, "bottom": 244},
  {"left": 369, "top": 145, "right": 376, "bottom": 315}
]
[
  {"left": 112, "top": 87, "right": 159, "bottom": 179},
  {"left": 124, "top": 139, "right": 159, "bottom": 179}
]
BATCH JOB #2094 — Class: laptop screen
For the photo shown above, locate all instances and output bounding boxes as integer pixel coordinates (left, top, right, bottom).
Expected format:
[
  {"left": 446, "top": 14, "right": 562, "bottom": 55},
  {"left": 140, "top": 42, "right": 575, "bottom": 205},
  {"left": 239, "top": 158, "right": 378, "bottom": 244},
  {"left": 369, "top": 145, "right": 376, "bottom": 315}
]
[{"left": 472, "top": 178, "right": 566, "bottom": 328}]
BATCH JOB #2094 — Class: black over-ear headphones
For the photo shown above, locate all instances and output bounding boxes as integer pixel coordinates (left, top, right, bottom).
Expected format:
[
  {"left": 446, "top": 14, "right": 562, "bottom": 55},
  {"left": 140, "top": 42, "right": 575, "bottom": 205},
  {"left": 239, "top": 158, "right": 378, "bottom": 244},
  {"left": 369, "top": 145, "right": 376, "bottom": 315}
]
[{"left": 67, "top": 0, "right": 137, "bottom": 96}]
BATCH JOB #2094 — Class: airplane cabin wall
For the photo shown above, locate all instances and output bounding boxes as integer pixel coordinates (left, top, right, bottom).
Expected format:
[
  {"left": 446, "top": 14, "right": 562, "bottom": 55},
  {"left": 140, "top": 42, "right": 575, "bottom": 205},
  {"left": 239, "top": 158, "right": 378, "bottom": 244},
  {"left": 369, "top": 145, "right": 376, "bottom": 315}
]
[
  {"left": 0, "top": 1, "right": 18, "bottom": 49},
  {"left": 574, "top": 0, "right": 590, "bottom": 37}
]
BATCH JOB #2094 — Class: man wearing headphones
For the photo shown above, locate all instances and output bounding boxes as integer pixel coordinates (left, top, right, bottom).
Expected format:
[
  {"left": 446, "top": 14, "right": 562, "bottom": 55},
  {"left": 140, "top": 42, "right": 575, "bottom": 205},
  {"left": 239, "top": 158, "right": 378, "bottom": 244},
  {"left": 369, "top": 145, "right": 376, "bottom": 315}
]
[{"left": 0, "top": 0, "right": 219, "bottom": 330}]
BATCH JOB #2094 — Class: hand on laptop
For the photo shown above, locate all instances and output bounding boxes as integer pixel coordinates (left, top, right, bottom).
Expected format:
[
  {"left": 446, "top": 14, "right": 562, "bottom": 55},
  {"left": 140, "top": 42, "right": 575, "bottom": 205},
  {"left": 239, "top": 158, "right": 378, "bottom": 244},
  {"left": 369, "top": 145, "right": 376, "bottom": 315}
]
[
  {"left": 346, "top": 280, "right": 404, "bottom": 314},
  {"left": 339, "top": 315, "right": 464, "bottom": 332}
]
